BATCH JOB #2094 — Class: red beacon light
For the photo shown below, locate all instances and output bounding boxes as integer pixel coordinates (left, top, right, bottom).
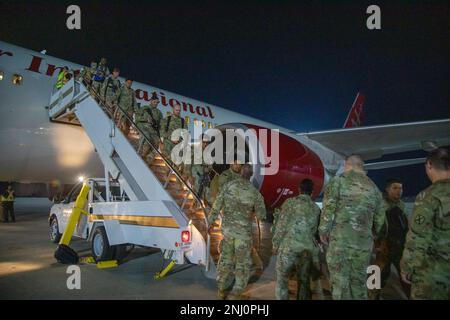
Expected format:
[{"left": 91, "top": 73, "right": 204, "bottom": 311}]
[{"left": 181, "top": 230, "right": 190, "bottom": 243}]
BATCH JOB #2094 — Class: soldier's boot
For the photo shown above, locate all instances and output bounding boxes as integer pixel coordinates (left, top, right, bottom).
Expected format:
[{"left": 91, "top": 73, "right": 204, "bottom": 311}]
[
  {"left": 368, "top": 289, "right": 381, "bottom": 300},
  {"left": 228, "top": 292, "right": 243, "bottom": 300},
  {"left": 217, "top": 289, "right": 227, "bottom": 300}
]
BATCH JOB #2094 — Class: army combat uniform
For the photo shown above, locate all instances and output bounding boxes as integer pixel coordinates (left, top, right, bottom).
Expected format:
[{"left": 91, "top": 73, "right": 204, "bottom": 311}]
[
  {"left": 91, "top": 63, "right": 110, "bottom": 93},
  {"left": 217, "top": 166, "right": 264, "bottom": 271},
  {"left": 80, "top": 62, "right": 97, "bottom": 86},
  {"left": 100, "top": 76, "right": 121, "bottom": 108},
  {"left": 135, "top": 105, "right": 163, "bottom": 164},
  {"left": 319, "top": 170, "right": 385, "bottom": 300},
  {"left": 400, "top": 178, "right": 450, "bottom": 300},
  {"left": 273, "top": 194, "right": 321, "bottom": 300},
  {"left": 370, "top": 195, "right": 410, "bottom": 299},
  {"left": 160, "top": 114, "right": 185, "bottom": 162},
  {"left": 208, "top": 177, "right": 266, "bottom": 299},
  {"left": 184, "top": 145, "right": 213, "bottom": 202},
  {"left": 115, "top": 85, "right": 137, "bottom": 135}
]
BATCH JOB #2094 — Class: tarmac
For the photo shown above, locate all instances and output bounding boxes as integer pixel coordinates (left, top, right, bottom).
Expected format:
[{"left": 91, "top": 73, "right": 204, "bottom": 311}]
[{"left": 0, "top": 198, "right": 407, "bottom": 300}]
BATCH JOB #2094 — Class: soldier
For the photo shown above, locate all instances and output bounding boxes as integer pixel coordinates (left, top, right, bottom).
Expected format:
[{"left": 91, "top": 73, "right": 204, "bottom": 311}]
[
  {"left": 318, "top": 155, "right": 385, "bottom": 300},
  {"left": 91, "top": 57, "right": 110, "bottom": 93},
  {"left": 100, "top": 67, "right": 121, "bottom": 108},
  {"left": 136, "top": 92, "right": 163, "bottom": 164},
  {"left": 115, "top": 78, "right": 137, "bottom": 137},
  {"left": 400, "top": 148, "right": 450, "bottom": 300},
  {"left": 208, "top": 164, "right": 266, "bottom": 300},
  {"left": 160, "top": 103, "right": 185, "bottom": 162},
  {"left": 80, "top": 61, "right": 97, "bottom": 86},
  {"left": 184, "top": 134, "right": 213, "bottom": 202},
  {"left": 273, "top": 179, "right": 321, "bottom": 300},
  {"left": 370, "top": 178, "right": 410, "bottom": 299},
  {"left": 215, "top": 159, "right": 264, "bottom": 272},
  {"left": 218, "top": 161, "right": 242, "bottom": 190}
]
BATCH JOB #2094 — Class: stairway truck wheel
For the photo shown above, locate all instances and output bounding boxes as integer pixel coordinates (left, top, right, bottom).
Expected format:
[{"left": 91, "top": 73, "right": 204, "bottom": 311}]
[
  {"left": 91, "top": 226, "right": 115, "bottom": 262},
  {"left": 49, "top": 216, "right": 62, "bottom": 244},
  {"left": 113, "top": 244, "right": 134, "bottom": 262}
]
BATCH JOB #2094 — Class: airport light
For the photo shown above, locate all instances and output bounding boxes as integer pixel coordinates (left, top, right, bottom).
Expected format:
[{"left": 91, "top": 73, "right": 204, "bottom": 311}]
[{"left": 0, "top": 71, "right": 3, "bottom": 81}]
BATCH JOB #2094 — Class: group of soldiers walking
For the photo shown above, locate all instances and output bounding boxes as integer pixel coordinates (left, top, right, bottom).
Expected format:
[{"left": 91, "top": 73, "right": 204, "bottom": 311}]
[
  {"left": 79, "top": 58, "right": 188, "bottom": 171},
  {"left": 208, "top": 150, "right": 449, "bottom": 300},
  {"left": 75, "top": 58, "right": 448, "bottom": 300}
]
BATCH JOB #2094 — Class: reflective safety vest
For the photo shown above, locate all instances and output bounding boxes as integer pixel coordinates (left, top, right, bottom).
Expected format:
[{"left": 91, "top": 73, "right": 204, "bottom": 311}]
[
  {"left": 1, "top": 191, "right": 14, "bottom": 202},
  {"left": 55, "top": 70, "right": 67, "bottom": 90}
]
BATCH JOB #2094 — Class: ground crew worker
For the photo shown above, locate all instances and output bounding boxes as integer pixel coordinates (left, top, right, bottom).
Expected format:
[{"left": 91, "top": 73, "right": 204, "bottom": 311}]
[
  {"left": 55, "top": 66, "right": 69, "bottom": 91},
  {"left": 273, "top": 179, "right": 321, "bottom": 300},
  {"left": 115, "top": 78, "right": 137, "bottom": 136},
  {"left": 208, "top": 164, "right": 266, "bottom": 300},
  {"left": 80, "top": 61, "right": 97, "bottom": 86},
  {"left": 160, "top": 103, "right": 185, "bottom": 162},
  {"left": 91, "top": 57, "right": 110, "bottom": 93},
  {"left": 400, "top": 148, "right": 450, "bottom": 300},
  {"left": 100, "top": 67, "right": 121, "bottom": 108},
  {"left": 318, "top": 155, "right": 385, "bottom": 300},
  {"left": 369, "top": 178, "right": 410, "bottom": 299},
  {"left": 136, "top": 92, "right": 163, "bottom": 164},
  {"left": 1, "top": 184, "right": 16, "bottom": 223}
]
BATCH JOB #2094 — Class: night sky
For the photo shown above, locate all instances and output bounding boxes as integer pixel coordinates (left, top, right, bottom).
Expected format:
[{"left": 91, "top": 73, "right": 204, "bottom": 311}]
[{"left": 1, "top": 0, "right": 448, "bottom": 196}]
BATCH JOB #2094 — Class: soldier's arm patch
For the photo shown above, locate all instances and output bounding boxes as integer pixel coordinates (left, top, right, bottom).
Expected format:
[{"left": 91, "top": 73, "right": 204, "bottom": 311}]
[{"left": 414, "top": 214, "right": 425, "bottom": 225}]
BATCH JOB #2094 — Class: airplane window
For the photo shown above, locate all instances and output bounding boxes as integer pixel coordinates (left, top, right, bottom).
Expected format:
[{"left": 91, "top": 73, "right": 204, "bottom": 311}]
[
  {"left": 208, "top": 122, "right": 213, "bottom": 129},
  {"left": 0, "top": 71, "right": 4, "bottom": 81},
  {"left": 185, "top": 116, "right": 190, "bottom": 124},
  {"left": 12, "top": 74, "right": 23, "bottom": 85},
  {"left": 193, "top": 119, "right": 199, "bottom": 126},
  {"left": 201, "top": 120, "right": 206, "bottom": 128}
]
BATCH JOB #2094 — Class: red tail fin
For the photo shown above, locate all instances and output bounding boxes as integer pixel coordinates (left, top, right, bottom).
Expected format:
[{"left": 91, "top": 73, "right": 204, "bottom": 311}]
[{"left": 343, "top": 92, "right": 365, "bottom": 128}]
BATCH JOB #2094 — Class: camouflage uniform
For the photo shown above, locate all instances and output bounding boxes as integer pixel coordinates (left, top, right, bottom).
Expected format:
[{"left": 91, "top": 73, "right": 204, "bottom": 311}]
[
  {"left": 100, "top": 76, "right": 121, "bottom": 107},
  {"left": 273, "top": 194, "right": 321, "bottom": 300},
  {"left": 318, "top": 170, "right": 385, "bottom": 300},
  {"left": 400, "top": 179, "right": 450, "bottom": 300},
  {"left": 218, "top": 167, "right": 264, "bottom": 271},
  {"left": 184, "top": 145, "right": 213, "bottom": 202},
  {"left": 208, "top": 177, "right": 266, "bottom": 298},
  {"left": 160, "top": 114, "right": 185, "bottom": 162},
  {"left": 135, "top": 105, "right": 163, "bottom": 163},
  {"left": 80, "top": 62, "right": 97, "bottom": 85},
  {"left": 369, "top": 196, "right": 410, "bottom": 299},
  {"left": 218, "top": 168, "right": 241, "bottom": 190},
  {"left": 115, "top": 85, "right": 137, "bottom": 134},
  {"left": 91, "top": 63, "right": 110, "bottom": 93}
]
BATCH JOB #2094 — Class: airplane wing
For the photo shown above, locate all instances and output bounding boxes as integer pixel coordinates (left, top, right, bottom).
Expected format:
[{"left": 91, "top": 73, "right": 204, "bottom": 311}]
[{"left": 298, "top": 118, "right": 450, "bottom": 161}]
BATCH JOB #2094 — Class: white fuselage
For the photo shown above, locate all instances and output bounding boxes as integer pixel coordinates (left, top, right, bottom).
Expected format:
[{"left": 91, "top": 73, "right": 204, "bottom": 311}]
[{"left": 0, "top": 41, "right": 335, "bottom": 185}]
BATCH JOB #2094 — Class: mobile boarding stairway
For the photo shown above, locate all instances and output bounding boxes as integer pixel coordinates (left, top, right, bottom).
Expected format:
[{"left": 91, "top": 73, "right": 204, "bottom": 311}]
[{"left": 48, "top": 77, "right": 221, "bottom": 276}]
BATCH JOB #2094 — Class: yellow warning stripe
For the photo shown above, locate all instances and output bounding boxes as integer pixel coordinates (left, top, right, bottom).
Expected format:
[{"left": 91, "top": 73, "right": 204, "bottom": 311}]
[{"left": 89, "top": 214, "right": 179, "bottom": 229}]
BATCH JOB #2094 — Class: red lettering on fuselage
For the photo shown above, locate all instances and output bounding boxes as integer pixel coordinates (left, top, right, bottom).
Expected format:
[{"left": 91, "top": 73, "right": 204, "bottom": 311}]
[
  {"left": 136, "top": 89, "right": 150, "bottom": 101},
  {"left": 26, "top": 55, "right": 43, "bottom": 73},
  {"left": 10, "top": 50, "right": 216, "bottom": 119}
]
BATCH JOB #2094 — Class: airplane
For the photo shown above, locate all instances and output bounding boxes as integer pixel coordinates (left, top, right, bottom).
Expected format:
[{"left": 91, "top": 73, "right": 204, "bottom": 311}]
[{"left": 1, "top": 40, "right": 449, "bottom": 210}]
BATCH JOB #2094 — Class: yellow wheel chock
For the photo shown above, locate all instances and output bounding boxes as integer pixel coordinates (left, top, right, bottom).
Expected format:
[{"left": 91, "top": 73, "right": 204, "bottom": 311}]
[
  {"left": 79, "top": 256, "right": 96, "bottom": 264},
  {"left": 154, "top": 260, "right": 177, "bottom": 280},
  {"left": 59, "top": 183, "right": 91, "bottom": 246},
  {"left": 96, "top": 260, "right": 118, "bottom": 269}
]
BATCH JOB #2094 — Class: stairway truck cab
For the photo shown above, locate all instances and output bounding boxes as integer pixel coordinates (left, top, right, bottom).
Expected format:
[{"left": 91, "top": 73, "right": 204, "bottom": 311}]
[{"left": 49, "top": 177, "right": 206, "bottom": 265}]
